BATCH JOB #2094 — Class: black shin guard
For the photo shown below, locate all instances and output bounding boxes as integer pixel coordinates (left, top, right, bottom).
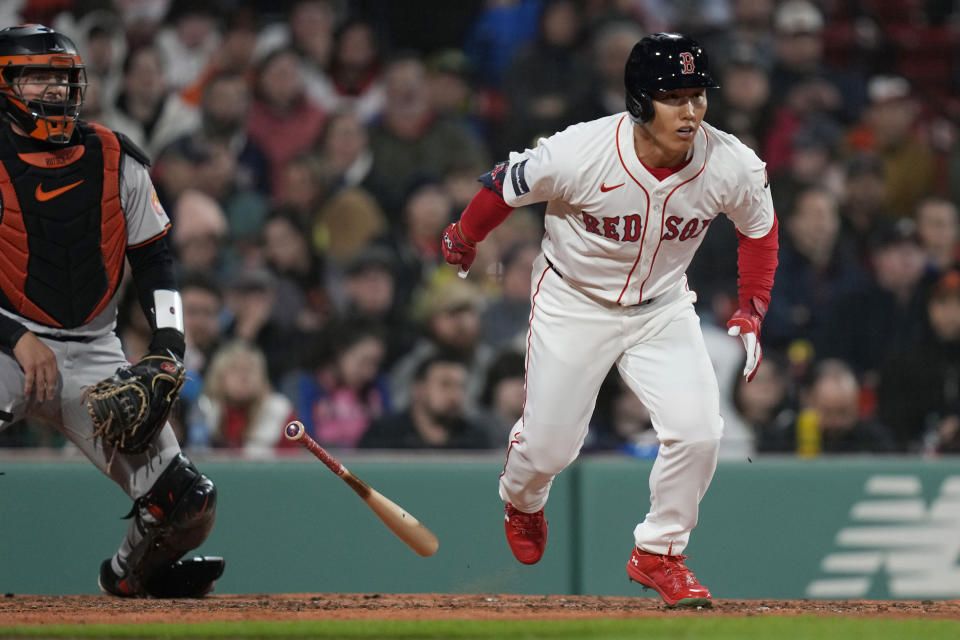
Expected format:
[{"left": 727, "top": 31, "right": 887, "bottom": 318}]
[{"left": 121, "top": 453, "right": 217, "bottom": 594}]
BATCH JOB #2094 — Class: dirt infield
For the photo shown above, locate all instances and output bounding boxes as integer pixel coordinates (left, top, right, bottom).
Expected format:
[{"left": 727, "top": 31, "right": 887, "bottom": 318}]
[{"left": 2, "top": 594, "right": 959, "bottom": 626}]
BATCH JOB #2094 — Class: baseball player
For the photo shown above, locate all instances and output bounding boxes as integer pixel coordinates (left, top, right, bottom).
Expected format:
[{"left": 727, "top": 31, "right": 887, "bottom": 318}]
[
  {"left": 0, "top": 25, "right": 223, "bottom": 597},
  {"left": 442, "top": 33, "right": 778, "bottom": 607}
]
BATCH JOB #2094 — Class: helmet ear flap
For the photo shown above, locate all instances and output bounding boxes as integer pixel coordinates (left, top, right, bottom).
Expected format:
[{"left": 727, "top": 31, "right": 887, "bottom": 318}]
[{"left": 626, "top": 89, "right": 654, "bottom": 124}]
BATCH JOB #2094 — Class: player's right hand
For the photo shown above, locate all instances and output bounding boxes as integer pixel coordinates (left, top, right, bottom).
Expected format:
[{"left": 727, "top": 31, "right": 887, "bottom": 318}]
[
  {"left": 441, "top": 221, "right": 477, "bottom": 272},
  {"left": 726, "top": 298, "right": 766, "bottom": 383},
  {"left": 13, "top": 332, "right": 58, "bottom": 402}
]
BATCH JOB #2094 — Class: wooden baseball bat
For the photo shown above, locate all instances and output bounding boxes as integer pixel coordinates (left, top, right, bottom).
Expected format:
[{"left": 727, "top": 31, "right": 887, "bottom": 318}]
[{"left": 283, "top": 421, "right": 439, "bottom": 557}]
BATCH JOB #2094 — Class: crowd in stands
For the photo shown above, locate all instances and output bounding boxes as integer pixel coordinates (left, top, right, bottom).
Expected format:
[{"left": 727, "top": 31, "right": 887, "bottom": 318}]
[{"left": 3, "top": 0, "right": 960, "bottom": 459}]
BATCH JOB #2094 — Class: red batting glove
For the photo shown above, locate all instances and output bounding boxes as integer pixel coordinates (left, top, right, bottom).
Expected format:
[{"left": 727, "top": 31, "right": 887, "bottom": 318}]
[
  {"left": 441, "top": 222, "right": 477, "bottom": 273},
  {"left": 726, "top": 297, "right": 766, "bottom": 382}
]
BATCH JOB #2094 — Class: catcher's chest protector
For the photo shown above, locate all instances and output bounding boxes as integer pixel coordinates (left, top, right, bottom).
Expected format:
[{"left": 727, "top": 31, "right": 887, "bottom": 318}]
[{"left": 0, "top": 123, "right": 126, "bottom": 328}]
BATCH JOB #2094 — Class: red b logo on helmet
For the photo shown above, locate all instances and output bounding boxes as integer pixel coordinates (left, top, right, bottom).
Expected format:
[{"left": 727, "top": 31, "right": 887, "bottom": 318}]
[{"left": 679, "top": 52, "right": 695, "bottom": 75}]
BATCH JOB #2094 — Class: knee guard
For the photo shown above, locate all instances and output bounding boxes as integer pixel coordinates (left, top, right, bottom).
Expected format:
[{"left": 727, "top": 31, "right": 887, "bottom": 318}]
[{"left": 122, "top": 453, "right": 217, "bottom": 592}]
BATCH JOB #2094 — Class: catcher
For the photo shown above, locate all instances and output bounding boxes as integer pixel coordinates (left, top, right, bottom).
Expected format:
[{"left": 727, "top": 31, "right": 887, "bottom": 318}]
[{"left": 0, "top": 25, "right": 223, "bottom": 597}]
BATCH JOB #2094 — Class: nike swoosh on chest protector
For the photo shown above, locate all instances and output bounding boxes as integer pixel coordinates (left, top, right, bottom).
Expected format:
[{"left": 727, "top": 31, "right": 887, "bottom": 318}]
[{"left": 35, "top": 180, "right": 84, "bottom": 202}]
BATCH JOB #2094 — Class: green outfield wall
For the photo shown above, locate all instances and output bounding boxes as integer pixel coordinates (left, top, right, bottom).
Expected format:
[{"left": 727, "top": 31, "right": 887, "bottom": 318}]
[{"left": 1, "top": 454, "right": 958, "bottom": 599}]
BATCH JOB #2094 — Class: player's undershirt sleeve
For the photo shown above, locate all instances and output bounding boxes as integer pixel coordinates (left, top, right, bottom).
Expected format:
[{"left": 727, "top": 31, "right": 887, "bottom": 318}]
[
  {"left": 460, "top": 162, "right": 515, "bottom": 242},
  {"left": 0, "top": 313, "right": 29, "bottom": 350},
  {"left": 735, "top": 215, "right": 779, "bottom": 311}
]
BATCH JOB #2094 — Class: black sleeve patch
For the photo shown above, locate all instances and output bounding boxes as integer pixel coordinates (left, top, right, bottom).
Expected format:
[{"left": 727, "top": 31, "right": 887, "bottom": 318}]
[
  {"left": 511, "top": 159, "right": 530, "bottom": 196},
  {"left": 115, "top": 130, "right": 152, "bottom": 167},
  {"left": 479, "top": 161, "right": 508, "bottom": 196}
]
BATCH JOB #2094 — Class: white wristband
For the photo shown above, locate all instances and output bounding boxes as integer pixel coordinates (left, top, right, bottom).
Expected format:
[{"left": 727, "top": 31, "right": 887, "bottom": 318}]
[{"left": 153, "top": 289, "right": 184, "bottom": 332}]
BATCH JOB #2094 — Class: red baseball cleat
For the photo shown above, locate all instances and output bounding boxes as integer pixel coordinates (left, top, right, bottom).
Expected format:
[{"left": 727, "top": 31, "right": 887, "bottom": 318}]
[
  {"left": 504, "top": 503, "right": 547, "bottom": 564},
  {"left": 626, "top": 547, "right": 712, "bottom": 607}
]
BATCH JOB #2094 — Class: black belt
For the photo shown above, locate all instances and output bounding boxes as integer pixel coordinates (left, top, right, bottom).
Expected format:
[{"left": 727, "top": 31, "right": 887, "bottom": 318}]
[
  {"left": 545, "top": 256, "right": 564, "bottom": 280},
  {"left": 34, "top": 332, "right": 97, "bottom": 343},
  {"left": 545, "top": 257, "right": 656, "bottom": 307}
]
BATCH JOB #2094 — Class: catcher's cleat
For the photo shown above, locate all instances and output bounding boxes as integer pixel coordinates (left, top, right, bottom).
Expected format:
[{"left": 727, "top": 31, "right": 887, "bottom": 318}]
[
  {"left": 504, "top": 503, "right": 547, "bottom": 565},
  {"left": 626, "top": 547, "right": 712, "bottom": 607},
  {"left": 99, "top": 556, "right": 225, "bottom": 598},
  {"left": 144, "top": 556, "right": 225, "bottom": 598},
  {"left": 98, "top": 558, "right": 141, "bottom": 597}
]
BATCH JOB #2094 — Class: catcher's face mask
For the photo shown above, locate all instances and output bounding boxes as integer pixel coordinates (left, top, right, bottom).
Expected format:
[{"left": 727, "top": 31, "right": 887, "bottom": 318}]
[{"left": 0, "top": 24, "right": 87, "bottom": 144}]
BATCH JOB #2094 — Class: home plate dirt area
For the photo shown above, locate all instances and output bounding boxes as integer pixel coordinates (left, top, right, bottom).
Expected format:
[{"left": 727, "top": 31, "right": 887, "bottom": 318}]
[{"left": 1, "top": 593, "right": 959, "bottom": 625}]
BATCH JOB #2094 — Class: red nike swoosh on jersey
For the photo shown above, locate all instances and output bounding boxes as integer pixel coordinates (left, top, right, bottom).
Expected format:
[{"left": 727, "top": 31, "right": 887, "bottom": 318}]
[
  {"left": 35, "top": 180, "right": 84, "bottom": 202},
  {"left": 600, "top": 182, "right": 625, "bottom": 192}
]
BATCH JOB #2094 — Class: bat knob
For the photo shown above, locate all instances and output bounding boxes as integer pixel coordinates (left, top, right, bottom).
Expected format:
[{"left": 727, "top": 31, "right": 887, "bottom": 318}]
[{"left": 284, "top": 421, "right": 305, "bottom": 441}]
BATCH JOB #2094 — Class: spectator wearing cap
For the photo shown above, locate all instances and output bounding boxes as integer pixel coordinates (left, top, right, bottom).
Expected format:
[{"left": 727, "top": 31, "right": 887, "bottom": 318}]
[
  {"left": 818, "top": 220, "right": 929, "bottom": 382},
  {"left": 846, "top": 74, "right": 935, "bottom": 218},
  {"left": 879, "top": 268, "right": 960, "bottom": 452},
  {"left": 763, "top": 0, "right": 866, "bottom": 173},
  {"left": 387, "top": 278, "right": 497, "bottom": 413},
  {"left": 913, "top": 197, "right": 960, "bottom": 279},
  {"left": 223, "top": 267, "right": 307, "bottom": 386},
  {"left": 768, "top": 0, "right": 867, "bottom": 124}
]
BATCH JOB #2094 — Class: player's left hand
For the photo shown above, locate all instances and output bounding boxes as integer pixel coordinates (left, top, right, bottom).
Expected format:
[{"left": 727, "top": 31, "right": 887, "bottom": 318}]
[
  {"left": 726, "top": 298, "right": 766, "bottom": 382},
  {"left": 13, "top": 332, "right": 58, "bottom": 402},
  {"left": 441, "top": 222, "right": 477, "bottom": 272}
]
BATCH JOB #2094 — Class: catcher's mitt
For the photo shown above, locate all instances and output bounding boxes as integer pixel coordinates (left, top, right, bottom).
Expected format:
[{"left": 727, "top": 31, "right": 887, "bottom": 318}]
[{"left": 85, "top": 353, "right": 186, "bottom": 453}]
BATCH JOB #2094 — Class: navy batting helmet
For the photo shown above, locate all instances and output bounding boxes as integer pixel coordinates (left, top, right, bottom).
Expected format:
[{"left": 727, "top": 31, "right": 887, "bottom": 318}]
[
  {"left": 624, "top": 33, "right": 719, "bottom": 124},
  {"left": 0, "top": 24, "right": 87, "bottom": 144}
]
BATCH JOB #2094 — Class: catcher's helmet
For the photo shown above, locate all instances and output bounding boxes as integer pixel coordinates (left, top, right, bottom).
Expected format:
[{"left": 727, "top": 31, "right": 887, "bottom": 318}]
[
  {"left": 624, "top": 33, "right": 719, "bottom": 124},
  {"left": 0, "top": 24, "right": 87, "bottom": 144}
]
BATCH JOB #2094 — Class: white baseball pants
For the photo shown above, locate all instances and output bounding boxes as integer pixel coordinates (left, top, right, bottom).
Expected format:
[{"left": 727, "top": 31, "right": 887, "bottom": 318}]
[{"left": 499, "top": 253, "right": 723, "bottom": 555}]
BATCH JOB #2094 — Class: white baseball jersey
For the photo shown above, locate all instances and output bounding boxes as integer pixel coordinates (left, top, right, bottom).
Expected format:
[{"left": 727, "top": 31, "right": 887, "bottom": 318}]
[
  {"left": 497, "top": 113, "right": 775, "bottom": 555},
  {"left": 500, "top": 113, "right": 775, "bottom": 305}
]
